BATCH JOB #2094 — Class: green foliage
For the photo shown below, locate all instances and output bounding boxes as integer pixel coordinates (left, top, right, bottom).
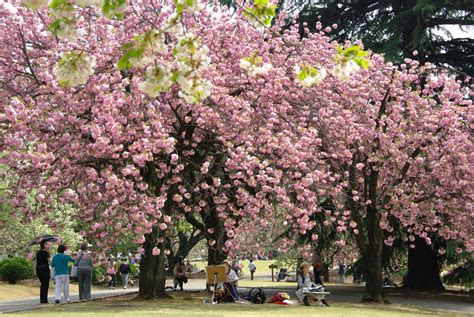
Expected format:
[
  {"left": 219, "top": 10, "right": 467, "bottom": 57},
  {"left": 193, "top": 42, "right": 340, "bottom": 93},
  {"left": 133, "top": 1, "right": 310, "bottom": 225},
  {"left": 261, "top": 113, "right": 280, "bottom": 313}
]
[
  {"left": 102, "top": 0, "right": 126, "bottom": 19},
  {"left": 244, "top": 0, "right": 276, "bottom": 27},
  {"left": 48, "top": 0, "right": 74, "bottom": 13},
  {"left": 297, "top": 65, "right": 319, "bottom": 81},
  {"left": 336, "top": 44, "right": 370, "bottom": 69},
  {"left": 0, "top": 257, "right": 34, "bottom": 284},
  {"left": 443, "top": 257, "right": 473, "bottom": 289},
  {"left": 291, "top": 0, "right": 474, "bottom": 76},
  {"left": 117, "top": 43, "right": 144, "bottom": 70},
  {"left": 130, "top": 263, "right": 140, "bottom": 277},
  {"left": 92, "top": 266, "right": 106, "bottom": 283}
]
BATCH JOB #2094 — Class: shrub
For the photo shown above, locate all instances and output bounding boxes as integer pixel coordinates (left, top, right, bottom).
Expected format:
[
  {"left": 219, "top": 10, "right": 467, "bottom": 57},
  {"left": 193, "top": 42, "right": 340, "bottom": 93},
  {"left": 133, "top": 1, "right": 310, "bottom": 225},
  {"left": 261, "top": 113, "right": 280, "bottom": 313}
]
[
  {"left": 92, "top": 266, "right": 106, "bottom": 283},
  {"left": 0, "top": 257, "right": 34, "bottom": 284}
]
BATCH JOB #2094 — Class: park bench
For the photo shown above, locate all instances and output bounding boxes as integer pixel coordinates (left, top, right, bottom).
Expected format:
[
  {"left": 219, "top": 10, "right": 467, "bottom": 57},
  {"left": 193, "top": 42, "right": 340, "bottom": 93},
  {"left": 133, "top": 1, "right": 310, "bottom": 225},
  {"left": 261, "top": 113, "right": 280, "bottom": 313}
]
[{"left": 302, "top": 290, "right": 330, "bottom": 306}]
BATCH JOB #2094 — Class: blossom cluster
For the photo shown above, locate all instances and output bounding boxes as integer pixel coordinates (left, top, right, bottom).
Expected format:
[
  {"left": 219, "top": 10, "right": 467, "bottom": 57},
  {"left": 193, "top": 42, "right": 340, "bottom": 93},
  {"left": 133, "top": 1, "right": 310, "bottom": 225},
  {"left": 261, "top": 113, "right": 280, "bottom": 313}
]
[{"left": 0, "top": 0, "right": 472, "bottom": 265}]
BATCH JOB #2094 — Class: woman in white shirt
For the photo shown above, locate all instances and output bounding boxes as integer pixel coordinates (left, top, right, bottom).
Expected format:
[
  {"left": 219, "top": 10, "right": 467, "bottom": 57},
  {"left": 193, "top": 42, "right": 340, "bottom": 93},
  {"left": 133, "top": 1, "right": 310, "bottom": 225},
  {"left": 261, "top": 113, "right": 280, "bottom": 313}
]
[
  {"left": 296, "top": 263, "right": 314, "bottom": 305},
  {"left": 225, "top": 262, "right": 239, "bottom": 301}
]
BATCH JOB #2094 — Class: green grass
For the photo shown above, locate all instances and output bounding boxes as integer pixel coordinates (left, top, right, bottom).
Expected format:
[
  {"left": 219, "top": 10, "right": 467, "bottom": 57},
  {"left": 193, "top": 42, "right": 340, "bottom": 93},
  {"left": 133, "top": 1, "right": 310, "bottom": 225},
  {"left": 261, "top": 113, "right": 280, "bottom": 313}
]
[{"left": 11, "top": 292, "right": 469, "bottom": 317}]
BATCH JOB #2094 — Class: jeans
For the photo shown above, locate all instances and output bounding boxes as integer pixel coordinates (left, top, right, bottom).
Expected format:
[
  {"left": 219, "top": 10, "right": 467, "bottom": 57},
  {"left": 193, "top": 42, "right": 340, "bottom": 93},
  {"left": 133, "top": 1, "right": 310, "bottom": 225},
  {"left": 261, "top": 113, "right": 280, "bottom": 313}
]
[
  {"left": 250, "top": 270, "right": 255, "bottom": 280},
  {"left": 36, "top": 266, "right": 50, "bottom": 303},
  {"left": 121, "top": 273, "right": 129, "bottom": 287},
  {"left": 77, "top": 268, "right": 92, "bottom": 300},
  {"left": 339, "top": 274, "right": 345, "bottom": 283},
  {"left": 229, "top": 283, "right": 239, "bottom": 301},
  {"left": 54, "top": 274, "right": 70, "bottom": 302}
]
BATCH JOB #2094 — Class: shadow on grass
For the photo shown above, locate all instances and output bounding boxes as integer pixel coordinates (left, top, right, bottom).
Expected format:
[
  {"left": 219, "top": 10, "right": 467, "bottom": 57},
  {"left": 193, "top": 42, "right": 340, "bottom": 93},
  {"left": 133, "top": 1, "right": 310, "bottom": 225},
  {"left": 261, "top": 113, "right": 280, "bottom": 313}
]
[{"left": 13, "top": 292, "right": 468, "bottom": 317}]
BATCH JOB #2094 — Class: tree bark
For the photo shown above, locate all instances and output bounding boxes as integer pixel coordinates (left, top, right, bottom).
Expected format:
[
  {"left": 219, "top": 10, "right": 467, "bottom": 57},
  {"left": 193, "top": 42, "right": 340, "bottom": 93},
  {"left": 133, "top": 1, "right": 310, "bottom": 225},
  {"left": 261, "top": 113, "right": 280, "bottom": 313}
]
[
  {"left": 166, "top": 230, "right": 205, "bottom": 275},
  {"left": 362, "top": 239, "right": 385, "bottom": 303},
  {"left": 138, "top": 229, "right": 168, "bottom": 299},
  {"left": 323, "top": 264, "right": 330, "bottom": 283},
  {"left": 405, "top": 237, "right": 445, "bottom": 291}
]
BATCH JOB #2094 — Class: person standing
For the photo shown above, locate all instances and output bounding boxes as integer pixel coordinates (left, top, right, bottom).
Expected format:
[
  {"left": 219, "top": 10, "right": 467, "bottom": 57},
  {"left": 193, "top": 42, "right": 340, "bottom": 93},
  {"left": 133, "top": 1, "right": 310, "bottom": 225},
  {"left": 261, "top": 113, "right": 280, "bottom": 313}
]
[
  {"left": 35, "top": 241, "right": 52, "bottom": 304},
  {"left": 107, "top": 258, "right": 117, "bottom": 290},
  {"left": 173, "top": 258, "right": 186, "bottom": 291},
  {"left": 76, "top": 242, "right": 93, "bottom": 300},
  {"left": 312, "top": 253, "right": 324, "bottom": 285},
  {"left": 248, "top": 259, "right": 256, "bottom": 281},
  {"left": 338, "top": 262, "right": 346, "bottom": 284},
  {"left": 51, "top": 245, "right": 75, "bottom": 304},
  {"left": 119, "top": 258, "right": 132, "bottom": 289}
]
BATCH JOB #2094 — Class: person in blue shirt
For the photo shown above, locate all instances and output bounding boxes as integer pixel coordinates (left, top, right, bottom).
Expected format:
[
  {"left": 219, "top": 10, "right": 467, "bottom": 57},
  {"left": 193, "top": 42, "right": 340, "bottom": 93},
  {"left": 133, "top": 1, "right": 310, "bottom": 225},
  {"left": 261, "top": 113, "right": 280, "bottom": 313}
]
[
  {"left": 51, "top": 245, "right": 75, "bottom": 304},
  {"left": 248, "top": 259, "right": 256, "bottom": 280}
]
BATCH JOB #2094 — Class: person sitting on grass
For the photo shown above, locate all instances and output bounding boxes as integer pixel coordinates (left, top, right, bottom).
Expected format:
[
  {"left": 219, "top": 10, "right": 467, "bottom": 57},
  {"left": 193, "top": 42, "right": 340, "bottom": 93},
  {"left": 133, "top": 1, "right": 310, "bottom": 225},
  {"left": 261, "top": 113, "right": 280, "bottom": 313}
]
[
  {"left": 51, "top": 244, "right": 75, "bottom": 304},
  {"left": 296, "top": 262, "right": 329, "bottom": 306}
]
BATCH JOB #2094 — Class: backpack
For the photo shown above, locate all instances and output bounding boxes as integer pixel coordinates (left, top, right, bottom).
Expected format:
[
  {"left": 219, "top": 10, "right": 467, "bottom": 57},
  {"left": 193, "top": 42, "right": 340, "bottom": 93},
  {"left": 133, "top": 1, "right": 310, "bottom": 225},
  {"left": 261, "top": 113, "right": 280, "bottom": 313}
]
[{"left": 247, "top": 287, "right": 266, "bottom": 304}]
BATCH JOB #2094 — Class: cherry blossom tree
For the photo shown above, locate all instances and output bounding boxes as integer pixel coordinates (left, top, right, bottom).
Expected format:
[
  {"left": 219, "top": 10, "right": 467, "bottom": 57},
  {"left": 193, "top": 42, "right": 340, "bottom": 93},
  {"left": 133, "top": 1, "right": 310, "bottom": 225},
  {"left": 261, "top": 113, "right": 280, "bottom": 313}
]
[{"left": 0, "top": 0, "right": 471, "bottom": 301}]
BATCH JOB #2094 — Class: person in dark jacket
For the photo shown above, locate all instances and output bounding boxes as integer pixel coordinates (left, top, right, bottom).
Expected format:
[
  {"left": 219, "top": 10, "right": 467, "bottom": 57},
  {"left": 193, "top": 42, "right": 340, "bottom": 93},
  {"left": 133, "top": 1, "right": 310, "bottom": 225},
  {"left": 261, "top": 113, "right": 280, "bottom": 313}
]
[
  {"left": 35, "top": 241, "right": 52, "bottom": 304},
  {"left": 119, "top": 258, "right": 132, "bottom": 289}
]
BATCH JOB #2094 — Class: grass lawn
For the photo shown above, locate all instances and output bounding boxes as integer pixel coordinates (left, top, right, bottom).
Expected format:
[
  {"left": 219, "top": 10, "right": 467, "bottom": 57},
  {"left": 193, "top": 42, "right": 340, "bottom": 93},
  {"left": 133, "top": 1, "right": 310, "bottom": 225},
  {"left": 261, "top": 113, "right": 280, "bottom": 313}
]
[
  {"left": 0, "top": 280, "right": 105, "bottom": 301},
  {"left": 11, "top": 292, "right": 468, "bottom": 317},
  {"left": 0, "top": 281, "right": 40, "bottom": 301}
]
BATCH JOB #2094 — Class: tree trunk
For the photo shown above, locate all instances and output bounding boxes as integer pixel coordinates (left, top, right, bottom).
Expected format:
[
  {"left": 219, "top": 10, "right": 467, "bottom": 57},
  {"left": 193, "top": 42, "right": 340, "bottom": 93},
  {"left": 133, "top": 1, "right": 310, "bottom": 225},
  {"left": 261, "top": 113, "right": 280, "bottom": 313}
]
[
  {"left": 405, "top": 237, "right": 445, "bottom": 291},
  {"left": 363, "top": 241, "right": 385, "bottom": 303},
  {"left": 207, "top": 245, "right": 227, "bottom": 265},
  {"left": 323, "top": 264, "right": 330, "bottom": 283},
  {"left": 166, "top": 231, "right": 205, "bottom": 275},
  {"left": 138, "top": 229, "right": 168, "bottom": 299}
]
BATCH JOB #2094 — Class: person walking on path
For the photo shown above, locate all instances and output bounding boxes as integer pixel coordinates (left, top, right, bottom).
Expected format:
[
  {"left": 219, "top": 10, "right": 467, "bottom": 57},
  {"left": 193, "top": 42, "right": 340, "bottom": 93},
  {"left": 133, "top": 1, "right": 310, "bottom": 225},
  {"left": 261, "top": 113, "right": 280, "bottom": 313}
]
[
  {"left": 119, "top": 258, "right": 132, "bottom": 289},
  {"left": 51, "top": 245, "right": 75, "bottom": 304},
  {"left": 248, "top": 259, "right": 256, "bottom": 281},
  {"left": 338, "top": 262, "right": 346, "bottom": 284},
  {"left": 35, "top": 241, "right": 52, "bottom": 304},
  {"left": 107, "top": 258, "right": 117, "bottom": 290},
  {"left": 76, "top": 242, "right": 93, "bottom": 300}
]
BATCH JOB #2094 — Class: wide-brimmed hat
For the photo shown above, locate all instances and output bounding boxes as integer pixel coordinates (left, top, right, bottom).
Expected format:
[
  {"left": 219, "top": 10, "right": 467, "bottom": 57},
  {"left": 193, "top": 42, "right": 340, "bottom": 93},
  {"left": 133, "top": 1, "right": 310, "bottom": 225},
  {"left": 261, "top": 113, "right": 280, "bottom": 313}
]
[{"left": 300, "top": 262, "right": 311, "bottom": 270}]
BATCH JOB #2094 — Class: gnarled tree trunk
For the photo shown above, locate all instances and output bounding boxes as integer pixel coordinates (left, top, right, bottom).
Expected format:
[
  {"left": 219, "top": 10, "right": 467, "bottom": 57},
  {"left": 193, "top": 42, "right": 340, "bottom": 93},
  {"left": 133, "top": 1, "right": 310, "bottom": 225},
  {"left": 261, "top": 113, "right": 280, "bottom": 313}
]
[
  {"left": 405, "top": 237, "right": 444, "bottom": 291},
  {"left": 138, "top": 229, "right": 168, "bottom": 299}
]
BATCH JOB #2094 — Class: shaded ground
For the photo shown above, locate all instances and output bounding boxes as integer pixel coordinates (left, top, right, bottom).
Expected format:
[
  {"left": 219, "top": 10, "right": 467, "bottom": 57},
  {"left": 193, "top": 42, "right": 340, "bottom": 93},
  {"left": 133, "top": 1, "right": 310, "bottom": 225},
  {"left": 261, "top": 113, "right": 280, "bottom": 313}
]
[
  {"left": 1, "top": 278, "right": 472, "bottom": 315},
  {"left": 8, "top": 291, "right": 473, "bottom": 317}
]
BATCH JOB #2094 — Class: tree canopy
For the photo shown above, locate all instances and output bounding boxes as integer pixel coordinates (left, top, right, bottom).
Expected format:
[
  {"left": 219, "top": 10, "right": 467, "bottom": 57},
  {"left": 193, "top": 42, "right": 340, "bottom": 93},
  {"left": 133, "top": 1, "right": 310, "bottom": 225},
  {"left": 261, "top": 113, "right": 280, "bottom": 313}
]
[{"left": 289, "top": 0, "right": 474, "bottom": 76}]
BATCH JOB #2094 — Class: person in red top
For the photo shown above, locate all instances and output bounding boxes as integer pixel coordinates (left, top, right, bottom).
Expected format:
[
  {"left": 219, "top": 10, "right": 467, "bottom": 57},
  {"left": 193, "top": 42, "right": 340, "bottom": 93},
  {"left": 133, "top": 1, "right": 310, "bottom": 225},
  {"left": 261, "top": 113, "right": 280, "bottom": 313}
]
[{"left": 107, "top": 258, "right": 117, "bottom": 289}]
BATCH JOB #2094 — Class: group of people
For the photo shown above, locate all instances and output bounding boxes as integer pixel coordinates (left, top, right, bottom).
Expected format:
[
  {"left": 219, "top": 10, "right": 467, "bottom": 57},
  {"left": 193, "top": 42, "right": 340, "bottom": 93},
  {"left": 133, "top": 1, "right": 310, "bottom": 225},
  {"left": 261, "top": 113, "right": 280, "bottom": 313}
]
[
  {"left": 106, "top": 257, "right": 134, "bottom": 290},
  {"left": 35, "top": 241, "right": 93, "bottom": 304}
]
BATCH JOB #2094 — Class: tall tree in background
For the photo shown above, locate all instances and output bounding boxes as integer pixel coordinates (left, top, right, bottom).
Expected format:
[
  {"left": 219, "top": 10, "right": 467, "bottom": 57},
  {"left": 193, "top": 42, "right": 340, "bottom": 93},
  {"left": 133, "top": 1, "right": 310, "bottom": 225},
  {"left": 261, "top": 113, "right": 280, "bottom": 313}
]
[{"left": 290, "top": 0, "right": 474, "bottom": 76}]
